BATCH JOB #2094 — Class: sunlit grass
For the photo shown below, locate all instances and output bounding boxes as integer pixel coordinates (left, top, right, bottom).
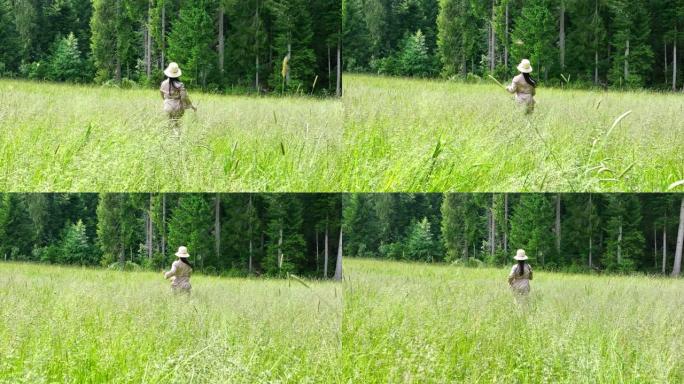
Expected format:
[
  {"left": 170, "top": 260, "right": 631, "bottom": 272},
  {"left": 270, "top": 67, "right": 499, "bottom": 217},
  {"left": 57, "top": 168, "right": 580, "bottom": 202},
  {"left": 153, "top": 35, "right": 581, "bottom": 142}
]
[
  {"left": 341, "top": 74, "right": 684, "bottom": 192},
  {"left": 0, "top": 80, "right": 343, "bottom": 191},
  {"left": 343, "top": 258, "right": 684, "bottom": 383},
  {"left": 0, "top": 263, "right": 341, "bottom": 383}
]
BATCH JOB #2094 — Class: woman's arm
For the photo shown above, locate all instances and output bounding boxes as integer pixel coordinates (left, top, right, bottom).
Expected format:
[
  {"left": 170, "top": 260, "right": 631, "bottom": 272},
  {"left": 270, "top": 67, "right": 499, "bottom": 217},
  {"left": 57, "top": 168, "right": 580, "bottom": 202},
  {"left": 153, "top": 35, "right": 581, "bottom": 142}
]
[
  {"left": 164, "top": 262, "right": 177, "bottom": 279},
  {"left": 180, "top": 87, "right": 196, "bottom": 111},
  {"left": 506, "top": 78, "right": 517, "bottom": 94}
]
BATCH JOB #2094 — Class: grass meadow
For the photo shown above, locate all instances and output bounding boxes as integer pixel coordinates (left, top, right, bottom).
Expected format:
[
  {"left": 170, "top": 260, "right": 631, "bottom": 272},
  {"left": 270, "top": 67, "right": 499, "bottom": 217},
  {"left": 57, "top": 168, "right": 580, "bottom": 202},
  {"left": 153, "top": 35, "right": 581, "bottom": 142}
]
[
  {"left": 2, "top": 76, "right": 683, "bottom": 192},
  {"left": 342, "top": 74, "right": 684, "bottom": 192},
  {"left": 0, "top": 80, "right": 343, "bottom": 191},
  {"left": 0, "top": 263, "right": 341, "bottom": 383},
  {"left": 343, "top": 258, "right": 684, "bottom": 383}
]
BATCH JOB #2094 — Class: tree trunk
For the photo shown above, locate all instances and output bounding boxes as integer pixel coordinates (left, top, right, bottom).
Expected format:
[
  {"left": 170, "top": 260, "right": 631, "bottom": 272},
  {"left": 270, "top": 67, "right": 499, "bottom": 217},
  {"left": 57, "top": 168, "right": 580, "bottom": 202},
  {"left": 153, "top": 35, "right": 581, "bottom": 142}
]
[
  {"left": 255, "top": 0, "right": 260, "bottom": 91},
  {"left": 617, "top": 222, "right": 623, "bottom": 265},
  {"left": 671, "top": 198, "right": 684, "bottom": 277},
  {"left": 665, "top": 41, "right": 669, "bottom": 86},
  {"left": 490, "top": 195, "right": 496, "bottom": 255},
  {"left": 278, "top": 227, "right": 283, "bottom": 269},
  {"left": 560, "top": 0, "right": 565, "bottom": 70},
  {"left": 148, "top": 193, "right": 153, "bottom": 258},
  {"left": 324, "top": 224, "right": 329, "bottom": 278},
  {"left": 662, "top": 221, "right": 667, "bottom": 274},
  {"left": 248, "top": 194, "right": 253, "bottom": 273},
  {"left": 334, "top": 227, "right": 343, "bottom": 280},
  {"left": 654, "top": 224, "right": 658, "bottom": 268},
  {"left": 214, "top": 194, "right": 220, "bottom": 261},
  {"left": 624, "top": 39, "right": 629, "bottom": 81},
  {"left": 315, "top": 232, "right": 319, "bottom": 272},
  {"left": 588, "top": 194, "right": 593, "bottom": 267},
  {"left": 555, "top": 194, "right": 561, "bottom": 253},
  {"left": 161, "top": 194, "right": 166, "bottom": 256},
  {"left": 593, "top": 0, "right": 598, "bottom": 84},
  {"left": 249, "top": 238, "right": 253, "bottom": 273},
  {"left": 328, "top": 45, "right": 332, "bottom": 90},
  {"left": 503, "top": 193, "right": 508, "bottom": 254},
  {"left": 218, "top": 7, "right": 224, "bottom": 75},
  {"left": 504, "top": 2, "right": 509, "bottom": 68},
  {"left": 161, "top": 0, "right": 165, "bottom": 69},
  {"left": 673, "top": 35, "right": 677, "bottom": 92},
  {"left": 146, "top": 0, "right": 152, "bottom": 77},
  {"left": 336, "top": 33, "right": 342, "bottom": 97}
]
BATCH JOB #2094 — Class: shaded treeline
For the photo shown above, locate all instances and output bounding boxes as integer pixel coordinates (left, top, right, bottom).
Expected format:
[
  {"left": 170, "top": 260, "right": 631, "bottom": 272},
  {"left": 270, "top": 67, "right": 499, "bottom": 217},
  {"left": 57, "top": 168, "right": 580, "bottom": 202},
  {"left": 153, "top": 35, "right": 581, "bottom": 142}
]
[
  {"left": 343, "top": 193, "right": 684, "bottom": 275},
  {"left": 0, "top": 193, "right": 343, "bottom": 278},
  {"left": 0, "top": 0, "right": 341, "bottom": 94},
  {"left": 343, "top": 0, "right": 684, "bottom": 89}
]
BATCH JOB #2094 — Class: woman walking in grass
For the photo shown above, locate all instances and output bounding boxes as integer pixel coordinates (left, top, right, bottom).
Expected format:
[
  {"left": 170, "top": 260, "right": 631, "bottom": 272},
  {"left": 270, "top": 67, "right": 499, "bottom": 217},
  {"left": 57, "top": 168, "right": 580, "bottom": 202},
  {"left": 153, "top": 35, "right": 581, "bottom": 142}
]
[
  {"left": 506, "top": 59, "right": 537, "bottom": 114},
  {"left": 164, "top": 246, "right": 193, "bottom": 294},
  {"left": 508, "top": 249, "right": 533, "bottom": 297},
  {"left": 160, "top": 62, "right": 196, "bottom": 134}
]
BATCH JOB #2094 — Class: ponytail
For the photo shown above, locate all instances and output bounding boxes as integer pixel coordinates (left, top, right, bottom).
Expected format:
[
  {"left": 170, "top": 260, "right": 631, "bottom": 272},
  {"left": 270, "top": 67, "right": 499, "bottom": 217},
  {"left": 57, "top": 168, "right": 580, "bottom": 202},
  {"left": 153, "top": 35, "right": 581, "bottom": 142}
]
[
  {"left": 517, "top": 260, "right": 526, "bottom": 276},
  {"left": 180, "top": 257, "right": 193, "bottom": 269},
  {"left": 523, "top": 73, "right": 537, "bottom": 87}
]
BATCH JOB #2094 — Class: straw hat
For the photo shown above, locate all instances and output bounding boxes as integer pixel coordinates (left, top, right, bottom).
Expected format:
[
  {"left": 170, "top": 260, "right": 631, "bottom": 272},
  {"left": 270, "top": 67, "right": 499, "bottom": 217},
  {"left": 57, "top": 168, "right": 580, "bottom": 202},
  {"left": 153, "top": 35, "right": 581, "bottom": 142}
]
[
  {"left": 514, "top": 249, "right": 528, "bottom": 261},
  {"left": 517, "top": 59, "right": 533, "bottom": 73},
  {"left": 164, "top": 62, "right": 182, "bottom": 78},
  {"left": 175, "top": 246, "right": 190, "bottom": 258}
]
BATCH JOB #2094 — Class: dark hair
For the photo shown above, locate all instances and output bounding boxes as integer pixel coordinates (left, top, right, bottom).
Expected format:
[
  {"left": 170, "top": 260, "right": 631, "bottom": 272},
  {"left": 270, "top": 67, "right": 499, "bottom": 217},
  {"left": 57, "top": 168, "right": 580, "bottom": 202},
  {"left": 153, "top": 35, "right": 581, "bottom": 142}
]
[
  {"left": 168, "top": 76, "right": 181, "bottom": 91},
  {"left": 523, "top": 73, "right": 537, "bottom": 87},
  {"left": 517, "top": 260, "right": 526, "bottom": 276},
  {"left": 180, "top": 257, "right": 193, "bottom": 269}
]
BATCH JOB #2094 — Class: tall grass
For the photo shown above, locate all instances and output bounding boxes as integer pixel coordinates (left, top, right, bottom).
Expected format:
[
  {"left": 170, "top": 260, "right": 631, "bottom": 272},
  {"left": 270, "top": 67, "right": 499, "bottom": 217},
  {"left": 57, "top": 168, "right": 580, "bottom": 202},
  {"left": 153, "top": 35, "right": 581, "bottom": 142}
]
[
  {"left": 0, "top": 80, "right": 343, "bottom": 191},
  {"left": 341, "top": 75, "right": 684, "bottom": 192},
  {"left": 0, "top": 263, "right": 341, "bottom": 383},
  {"left": 343, "top": 258, "right": 684, "bottom": 383}
]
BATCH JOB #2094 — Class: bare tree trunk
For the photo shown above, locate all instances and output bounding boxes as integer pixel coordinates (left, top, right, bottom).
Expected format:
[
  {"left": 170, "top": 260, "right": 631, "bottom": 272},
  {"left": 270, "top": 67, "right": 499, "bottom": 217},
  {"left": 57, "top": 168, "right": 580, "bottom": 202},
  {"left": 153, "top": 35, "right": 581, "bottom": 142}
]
[
  {"left": 278, "top": 228, "right": 283, "bottom": 269},
  {"left": 490, "top": 195, "right": 496, "bottom": 255},
  {"left": 324, "top": 224, "right": 329, "bottom": 278},
  {"left": 328, "top": 45, "right": 331, "bottom": 90},
  {"left": 662, "top": 221, "right": 667, "bottom": 274},
  {"left": 489, "top": 0, "right": 496, "bottom": 73},
  {"left": 588, "top": 194, "right": 593, "bottom": 267},
  {"left": 215, "top": 194, "right": 220, "bottom": 261},
  {"left": 555, "top": 194, "right": 561, "bottom": 253},
  {"left": 148, "top": 193, "right": 153, "bottom": 258},
  {"left": 161, "top": 194, "right": 166, "bottom": 256},
  {"left": 336, "top": 33, "right": 342, "bottom": 97},
  {"left": 249, "top": 238, "right": 253, "bottom": 273},
  {"left": 617, "top": 222, "right": 623, "bottom": 265},
  {"left": 334, "top": 227, "right": 343, "bottom": 280},
  {"left": 503, "top": 193, "right": 508, "bottom": 255},
  {"left": 593, "top": 0, "right": 599, "bottom": 84},
  {"left": 145, "top": 0, "right": 152, "bottom": 77},
  {"left": 255, "top": 0, "right": 260, "bottom": 91},
  {"left": 248, "top": 194, "right": 254, "bottom": 273},
  {"left": 504, "top": 2, "right": 509, "bottom": 68},
  {"left": 161, "top": 0, "right": 165, "bottom": 69},
  {"left": 673, "top": 34, "right": 678, "bottom": 92},
  {"left": 560, "top": 0, "right": 565, "bottom": 71},
  {"left": 218, "top": 6, "right": 224, "bottom": 75},
  {"left": 624, "top": 39, "right": 630, "bottom": 81},
  {"left": 671, "top": 198, "right": 684, "bottom": 277}
]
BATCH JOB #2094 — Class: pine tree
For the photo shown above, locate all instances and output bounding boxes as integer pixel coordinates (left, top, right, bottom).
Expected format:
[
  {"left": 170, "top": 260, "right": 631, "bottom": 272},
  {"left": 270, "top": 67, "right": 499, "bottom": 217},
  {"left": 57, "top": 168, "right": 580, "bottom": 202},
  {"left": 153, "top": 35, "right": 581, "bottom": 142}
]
[
  {"left": 509, "top": 194, "right": 555, "bottom": 266},
  {"left": 602, "top": 194, "right": 645, "bottom": 272},
  {"left": 0, "top": 0, "right": 20, "bottom": 73},
  {"left": 608, "top": 0, "right": 653, "bottom": 87},
  {"left": 263, "top": 194, "right": 306, "bottom": 275},
  {"left": 404, "top": 217, "right": 439, "bottom": 262},
  {"left": 61, "top": 220, "right": 93, "bottom": 265},
  {"left": 48, "top": 33, "right": 84, "bottom": 82},
  {"left": 510, "top": 0, "right": 557, "bottom": 81},
  {"left": 167, "top": 194, "right": 214, "bottom": 270}
]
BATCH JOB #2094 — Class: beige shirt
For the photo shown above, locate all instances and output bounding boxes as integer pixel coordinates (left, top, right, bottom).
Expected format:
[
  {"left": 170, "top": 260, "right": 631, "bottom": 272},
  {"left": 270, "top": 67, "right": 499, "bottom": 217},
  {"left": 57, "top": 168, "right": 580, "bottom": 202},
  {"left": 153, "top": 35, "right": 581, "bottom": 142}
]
[
  {"left": 160, "top": 79, "right": 192, "bottom": 114},
  {"left": 506, "top": 74, "right": 536, "bottom": 105},
  {"left": 508, "top": 263, "right": 532, "bottom": 293},
  {"left": 164, "top": 260, "right": 192, "bottom": 290}
]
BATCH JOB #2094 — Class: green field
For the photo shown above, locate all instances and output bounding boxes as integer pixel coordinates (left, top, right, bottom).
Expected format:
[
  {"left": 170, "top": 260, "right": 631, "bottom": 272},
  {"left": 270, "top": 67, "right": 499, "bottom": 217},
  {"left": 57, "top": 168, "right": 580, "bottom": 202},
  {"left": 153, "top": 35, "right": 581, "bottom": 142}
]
[
  {"left": 341, "top": 75, "right": 684, "bottom": 192},
  {"left": 343, "top": 258, "right": 684, "bottom": 383},
  {"left": 0, "top": 263, "right": 340, "bottom": 383},
  {"left": 0, "top": 80, "right": 343, "bottom": 191}
]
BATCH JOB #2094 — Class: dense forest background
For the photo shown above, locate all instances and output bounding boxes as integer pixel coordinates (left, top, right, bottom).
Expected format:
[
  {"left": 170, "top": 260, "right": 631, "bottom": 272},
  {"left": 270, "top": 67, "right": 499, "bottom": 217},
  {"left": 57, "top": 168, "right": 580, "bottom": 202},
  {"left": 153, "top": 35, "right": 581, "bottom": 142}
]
[
  {"left": 343, "top": 193, "right": 684, "bottom": 275},
  {"left": 0, "top": 193, "right": 343, "bottom": 278},
  {"left": 0, "top": 0, "right": 341, "bottom": 95},
  {"left": 343, "top": 0, "right": 684, "bottom": 90}
]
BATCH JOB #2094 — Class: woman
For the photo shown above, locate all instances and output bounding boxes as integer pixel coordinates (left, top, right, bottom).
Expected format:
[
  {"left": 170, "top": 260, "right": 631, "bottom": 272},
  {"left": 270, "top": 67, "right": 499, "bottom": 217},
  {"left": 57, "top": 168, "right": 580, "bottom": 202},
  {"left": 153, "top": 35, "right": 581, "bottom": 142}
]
[
  {"left": 508, "top": 249, "right": 533, "bottom": 296},
  {"left": 160, "top": 62, "right": 196, "bottom": 133},
  {"left": 506, "top": 59, "right": 537, "bottom": 114},
  {"left": 164, "top": 246, "right": 193, "bottom": 294}
]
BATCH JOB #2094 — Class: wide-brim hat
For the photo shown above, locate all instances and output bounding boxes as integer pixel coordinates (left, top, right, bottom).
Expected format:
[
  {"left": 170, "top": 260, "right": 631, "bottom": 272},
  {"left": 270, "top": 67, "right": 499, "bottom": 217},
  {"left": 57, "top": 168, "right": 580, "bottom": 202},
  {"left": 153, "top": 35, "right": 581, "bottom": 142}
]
[
  {"left": 514, "top": 249, "right": 528, "bottom": 261},
  {"left": 164, "top": 62, "right": 182, "bottom": 78},
  {"left": 175, "top": 246, "right": 190, "bottom": 258},
  {"left": 517, "top": 59, "right": 533, "bottom": 74}
]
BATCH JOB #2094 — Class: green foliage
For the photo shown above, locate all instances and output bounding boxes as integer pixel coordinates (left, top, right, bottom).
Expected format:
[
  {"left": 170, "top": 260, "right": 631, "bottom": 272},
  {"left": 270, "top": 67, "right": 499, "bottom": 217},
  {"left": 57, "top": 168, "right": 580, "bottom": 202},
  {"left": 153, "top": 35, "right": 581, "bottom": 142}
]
[
  {"left": 404, "top": 217, "right": 440, "bottom": 261},
  {"left": 60, "top": 220, "right": 94, "bottom": 264},
  {"left": 166, "top": 0, "right": 217, "bottom": 88},
  {"left": 47, "top": 33, "right": 84, "bottom": 82},
  {"left": 510, "top": 0, "right": 557, "bottom": 80},
  {"left": 167, "top": 194, "right": 214, "bottom": 269},
  {"left": 0, "top": 0, "right": 20, "bottom": 74},
  {"left": 508, "top": 194, "right": 555, "bottom": 265}
]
